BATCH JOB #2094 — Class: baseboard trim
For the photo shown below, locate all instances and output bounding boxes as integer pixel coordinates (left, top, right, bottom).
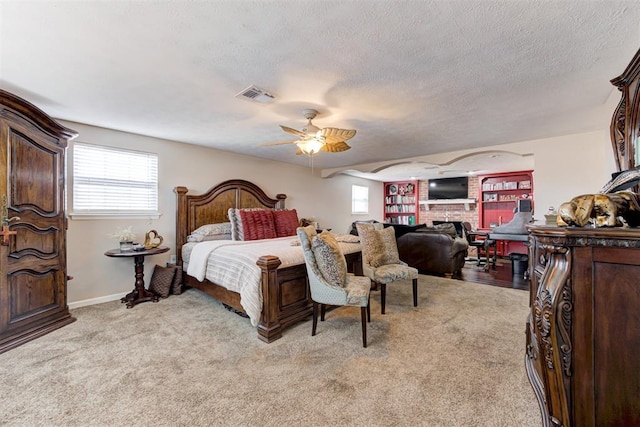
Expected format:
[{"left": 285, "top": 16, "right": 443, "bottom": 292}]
[{"left": 69, "top": 292, "right": 128, "bottom": 309}]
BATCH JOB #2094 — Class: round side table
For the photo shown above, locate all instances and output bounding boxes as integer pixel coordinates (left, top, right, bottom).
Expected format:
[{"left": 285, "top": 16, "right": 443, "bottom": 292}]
[{"left": 104, "top": 246, "right": 169, "bottom": 308}]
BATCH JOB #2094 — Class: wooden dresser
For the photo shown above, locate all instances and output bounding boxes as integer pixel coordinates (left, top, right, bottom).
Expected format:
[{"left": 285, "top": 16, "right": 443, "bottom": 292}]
[
  {"left": 525, "top": 225, "right": 640, "bottom": 427},
  {"left": 0, "top": 90, "right": 78, "bottom": 353}
]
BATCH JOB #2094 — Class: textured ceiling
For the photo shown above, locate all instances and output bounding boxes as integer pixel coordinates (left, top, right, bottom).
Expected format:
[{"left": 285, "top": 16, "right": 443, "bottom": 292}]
[{"left": 1, "top": 1, "right": 639, "bottom": 181}]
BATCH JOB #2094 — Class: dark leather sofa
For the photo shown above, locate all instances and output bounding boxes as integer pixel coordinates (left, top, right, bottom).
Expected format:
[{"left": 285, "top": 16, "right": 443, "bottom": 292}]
[{"left": 349, "top": 221, "right": 469, "bottom": 278}]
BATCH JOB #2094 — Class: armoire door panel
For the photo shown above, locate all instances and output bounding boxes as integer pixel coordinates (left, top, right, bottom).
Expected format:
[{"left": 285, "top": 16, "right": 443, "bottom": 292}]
[
  {"left": 9, "top": 223, "right": 59, "bottom": 258},
  {"left": 9, "top": 131, "right": 61, "bottom": 216},
  {"left": 8, "top": 270, "right": 60, "bottom": 324},
  {"left": 7, "top": 256, "right": 60, "bottom": 275}
]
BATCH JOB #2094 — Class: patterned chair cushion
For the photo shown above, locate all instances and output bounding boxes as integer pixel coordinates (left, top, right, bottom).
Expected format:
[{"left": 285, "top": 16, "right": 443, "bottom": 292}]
[
  {"left": 345, "top": 275, "right": 371, "bottom": 306},
  {"left": 311, "top": 231, "right": 347, "bottom": 287},
  {"left": 358, "top": 225, "right": 400, "bottom": 268},
  {"left": 372, "top": 263, "right": 418, "bottom": 284},
  {"left": 148, "top": 265, "right": 177, "bottom": 298}
]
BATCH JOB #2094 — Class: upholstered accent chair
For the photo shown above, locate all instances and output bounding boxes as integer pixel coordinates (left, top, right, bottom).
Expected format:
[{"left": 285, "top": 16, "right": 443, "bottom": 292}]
[
  {"left": 356, "top": 223, "right": 419, "bottom": 314},
  {"left": 297, "top": 226, "right": 372, "bottom": 347}
]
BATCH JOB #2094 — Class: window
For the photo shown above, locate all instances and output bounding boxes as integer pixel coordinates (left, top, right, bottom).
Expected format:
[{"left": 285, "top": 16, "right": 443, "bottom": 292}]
[
  {"left": 351, "top": 185, "right": 369, "bottom": 214},
  {"left": 71, "top": 143, "right": 159, "bottom": 217}
]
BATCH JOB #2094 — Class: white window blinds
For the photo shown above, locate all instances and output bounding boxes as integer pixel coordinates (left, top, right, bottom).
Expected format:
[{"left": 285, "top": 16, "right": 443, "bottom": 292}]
[
  {"left": 73, "top": 143, "right": 158, "bottom": 215},
  {"left": 352, "top": 184, "right": 369, "bottom": 214}
]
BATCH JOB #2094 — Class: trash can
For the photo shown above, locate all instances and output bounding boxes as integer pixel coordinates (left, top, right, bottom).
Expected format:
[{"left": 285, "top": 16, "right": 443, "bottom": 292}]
[{"left": 510, "top": 253, "right": 528, "bottom": 277}]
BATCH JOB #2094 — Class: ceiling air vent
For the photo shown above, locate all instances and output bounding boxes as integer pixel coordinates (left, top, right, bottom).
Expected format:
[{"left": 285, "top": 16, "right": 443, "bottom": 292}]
[{"left": 235, "top": 85, "right": 276, "bottom": 104}]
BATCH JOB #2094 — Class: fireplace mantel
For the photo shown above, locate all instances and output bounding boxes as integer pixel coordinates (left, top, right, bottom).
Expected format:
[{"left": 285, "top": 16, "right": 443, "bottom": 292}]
[{"left": 419, "top": 198, "right": 476, "bottom": 211}]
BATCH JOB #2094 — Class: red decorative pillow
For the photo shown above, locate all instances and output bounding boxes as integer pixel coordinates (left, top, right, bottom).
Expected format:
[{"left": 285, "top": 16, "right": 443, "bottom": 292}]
[
  {"left": 238, "top": 209, "right": 277, "bottom": 241},
  {"left": 273, "top": 209, "right": 300, "bottom": 237}
]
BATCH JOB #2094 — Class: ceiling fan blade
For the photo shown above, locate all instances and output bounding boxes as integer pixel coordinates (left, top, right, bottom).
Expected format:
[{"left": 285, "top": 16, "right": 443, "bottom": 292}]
[
  {"left": 321, "top": 141, "right": 351, "bottom": 152},
  {"left": 260, "top": 139, "right": 299, "bottom": 146},
  {"left": 280, "top": 125, "right": 306, "bottom": 138},
  {"left": 321, "top": 127, "right": 356, "bottom": 144}
]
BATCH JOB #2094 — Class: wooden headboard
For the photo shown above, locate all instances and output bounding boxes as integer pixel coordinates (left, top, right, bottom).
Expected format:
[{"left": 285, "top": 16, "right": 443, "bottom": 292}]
[{"left": 174, "top": 179, "right": 286, "bottom": 265}]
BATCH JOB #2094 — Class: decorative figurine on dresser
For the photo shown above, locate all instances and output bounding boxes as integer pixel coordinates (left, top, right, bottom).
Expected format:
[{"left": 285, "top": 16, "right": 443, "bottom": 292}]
[
  {"left": 525, "top": 47, "right": 640, "bottom": 427},
  {"left": 0, "top": 90, "right": 78, "bottom": 353}
]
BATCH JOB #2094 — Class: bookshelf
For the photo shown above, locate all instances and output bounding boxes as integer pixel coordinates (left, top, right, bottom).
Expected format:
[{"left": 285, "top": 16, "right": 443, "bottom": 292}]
[
  {"left": 479, "top": 171, "right": 533, "bottom": 255},
  {"left": 383, "top": 180, "right": 419, "bottom": 225}
]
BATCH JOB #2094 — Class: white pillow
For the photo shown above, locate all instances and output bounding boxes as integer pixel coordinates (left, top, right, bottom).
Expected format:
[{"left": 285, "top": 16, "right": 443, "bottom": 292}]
[
  {"left": 192, "top": 222, "right": 232, "bottom": 236},
  {"left": 187, "top": 233, "right": 231, "bottom": 242}
]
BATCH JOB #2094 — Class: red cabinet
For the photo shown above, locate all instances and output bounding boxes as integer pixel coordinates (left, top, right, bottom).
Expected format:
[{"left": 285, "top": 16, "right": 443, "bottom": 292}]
[
  {"left": 383, "top": 181, "right": 418, "bottom": 225},
  {"left": 479, "top": 171, "right": 533, "bottom": 256}
]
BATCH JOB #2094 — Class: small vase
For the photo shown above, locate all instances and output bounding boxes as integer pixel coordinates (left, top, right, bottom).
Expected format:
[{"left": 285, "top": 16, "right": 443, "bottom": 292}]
[{"left": 119, "top": 241, "right": 134, "bottom": 252}]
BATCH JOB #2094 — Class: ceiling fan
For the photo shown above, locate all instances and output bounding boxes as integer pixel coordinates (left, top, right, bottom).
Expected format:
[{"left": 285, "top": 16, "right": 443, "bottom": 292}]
[{"left": 261, "top": 109, "right": 356, "bottom": 155}]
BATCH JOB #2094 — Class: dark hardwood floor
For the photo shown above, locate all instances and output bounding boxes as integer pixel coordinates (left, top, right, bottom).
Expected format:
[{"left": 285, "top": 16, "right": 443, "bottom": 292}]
[{"left": 459, "top": 257, "right": 529, "bottom": 291}]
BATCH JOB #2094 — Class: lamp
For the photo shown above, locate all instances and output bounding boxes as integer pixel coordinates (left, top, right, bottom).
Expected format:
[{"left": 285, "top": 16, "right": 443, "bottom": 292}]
[{"left": 296, "top": 134, "right": 326, "bottom": 156}]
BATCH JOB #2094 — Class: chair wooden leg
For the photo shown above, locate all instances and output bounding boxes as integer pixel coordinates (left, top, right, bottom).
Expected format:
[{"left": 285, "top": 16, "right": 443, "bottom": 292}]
[
  {"left": 320, "top": 304, "right": 326, "bottom": 321},
  {"left": 312, "top": 302, "right": 318, "bottom": 336},
  {"left": 360, "top": 306, "right": 367, "bottom": 348},
  {"left": 366, "top": 295, "right": 371, "bottom": 322},
  {"left": 380, "top": 283, "right": 386, "bottom": 314},
  {"left": 412, "top": 278, "right": 418, "bottom": 307}
]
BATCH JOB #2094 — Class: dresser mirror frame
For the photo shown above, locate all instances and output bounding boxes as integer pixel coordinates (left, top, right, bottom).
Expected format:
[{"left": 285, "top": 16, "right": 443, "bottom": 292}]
[{"left": 610, "top": 48, "right": 640, "bottom": 172}]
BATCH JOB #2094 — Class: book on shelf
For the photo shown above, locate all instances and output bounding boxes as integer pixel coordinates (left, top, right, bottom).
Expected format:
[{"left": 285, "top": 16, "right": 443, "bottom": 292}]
[{"left": 518, "top": 180, "right": 531, "bottom": 189}]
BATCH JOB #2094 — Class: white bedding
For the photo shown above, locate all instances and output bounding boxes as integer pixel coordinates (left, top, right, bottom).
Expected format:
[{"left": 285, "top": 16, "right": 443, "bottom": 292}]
[{"left": 183, "top": 236, "right": 361, "bottom": 326}]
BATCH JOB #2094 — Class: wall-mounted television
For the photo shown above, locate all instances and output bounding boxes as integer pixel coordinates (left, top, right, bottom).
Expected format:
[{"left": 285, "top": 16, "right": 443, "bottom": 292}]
[{"left": 428, "top": 176, "right": 469, "bottom": 200}]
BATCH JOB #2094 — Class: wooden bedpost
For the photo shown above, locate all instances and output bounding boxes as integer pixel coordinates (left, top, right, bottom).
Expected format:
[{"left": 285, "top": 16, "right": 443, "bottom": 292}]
[
  {"left": 174, "top": 186, "right": 188, "bottom": 266},
  {"left": 256, "top": 255, "right": 283, "bottom": 343}
]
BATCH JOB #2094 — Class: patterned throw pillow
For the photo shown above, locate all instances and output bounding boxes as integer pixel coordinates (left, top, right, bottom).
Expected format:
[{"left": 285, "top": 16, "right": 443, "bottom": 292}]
[
  {"left": 170, "top": 265, "right": 183, "bottom": 295},
  {"left": 192, "top": 222, "right": 232, "bottom": 236},
  {"left": 187, "top": 233, "right": 231, "bottom": 242},
  {"left": 311, "top": 231, "right": 347, "bottom": 287},
  {"left": 335, "top": 234, "right": 360, "bottom": 243},
  {"left": 238, "top": 209, "right": 277, "bottom": 241},
  {"left": 228, "top": 208, "right": 242, "bottom": 240},
  {"left": 148, "top": 265, "right": 176, "bottom": 298},
  {"left": 358, "top": 225, "right": 400, "bottom": 268},
  {"left": 228, "top": 208, "right": 271, "bottom": 240},
  {"left": 273, "top": 209, "right": 299, "bottom": 237}
]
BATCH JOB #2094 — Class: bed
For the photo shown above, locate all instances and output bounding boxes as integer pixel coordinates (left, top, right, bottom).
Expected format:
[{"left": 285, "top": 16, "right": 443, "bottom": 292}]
[{"left": 174, "top": 179, "right": 362, "bottom": 343}]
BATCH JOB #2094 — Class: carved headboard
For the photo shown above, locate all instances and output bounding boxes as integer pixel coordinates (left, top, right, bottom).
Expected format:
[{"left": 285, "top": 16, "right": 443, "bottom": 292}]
[
  {"left": 610, "top": 48, "right": 640, "bottom": 172},
  {"left": 174, "top": 179, "right": 286, "bottom": 265}
]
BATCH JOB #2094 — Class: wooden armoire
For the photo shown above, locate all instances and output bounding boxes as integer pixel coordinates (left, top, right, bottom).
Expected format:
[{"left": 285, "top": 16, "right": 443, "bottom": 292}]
[{"left": 0, "top": 90, "right": 78, "bottom": 353}]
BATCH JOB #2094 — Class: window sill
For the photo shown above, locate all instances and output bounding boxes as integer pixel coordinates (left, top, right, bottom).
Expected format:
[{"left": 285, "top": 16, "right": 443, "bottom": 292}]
[{"left": 68, "top": 212, "right": 162, "bottom": 220}]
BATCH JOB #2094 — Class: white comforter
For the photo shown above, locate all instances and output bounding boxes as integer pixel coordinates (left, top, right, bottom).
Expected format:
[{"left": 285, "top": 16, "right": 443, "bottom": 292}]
[{"left": 185, "top": 236, "right": 360, "bottom": 326}]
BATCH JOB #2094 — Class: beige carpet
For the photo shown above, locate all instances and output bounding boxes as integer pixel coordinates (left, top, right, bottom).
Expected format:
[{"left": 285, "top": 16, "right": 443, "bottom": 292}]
[{"left": 0, "top": 275, "right": 540, "bottom": 427}]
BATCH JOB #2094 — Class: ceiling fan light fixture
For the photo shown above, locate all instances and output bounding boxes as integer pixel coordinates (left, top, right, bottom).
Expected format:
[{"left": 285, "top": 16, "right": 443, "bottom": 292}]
[
  {"left": 297, "top": 137, "right": 325, "bottom": 155},
  {"left": 302, "top": 120, "right": 321, "bottom": 135}
]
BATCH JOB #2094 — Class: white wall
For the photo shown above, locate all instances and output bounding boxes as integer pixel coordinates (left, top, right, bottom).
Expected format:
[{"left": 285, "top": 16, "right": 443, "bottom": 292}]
[
  {"left": 62, "top": 121, "right": 382, "bottom": 306},
  {"left": 62, "top": 119, "right": 617, "bottom": 307},
  {"left": 531, "top": 129, "right": 615, "bottom": 219}
]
